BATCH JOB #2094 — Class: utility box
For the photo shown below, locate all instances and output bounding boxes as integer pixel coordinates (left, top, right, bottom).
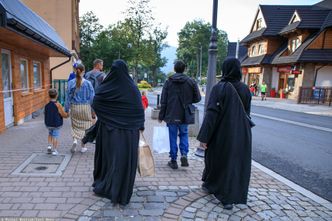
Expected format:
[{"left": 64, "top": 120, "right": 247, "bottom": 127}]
[
  {"left": 189, "top": 108, "right": 200, "bottom": 137},
  {"left": 151, "top": 108, "right": 160, "bottom": 120}
]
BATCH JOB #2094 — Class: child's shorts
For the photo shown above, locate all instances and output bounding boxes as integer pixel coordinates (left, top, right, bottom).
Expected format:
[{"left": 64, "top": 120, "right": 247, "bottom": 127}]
[{"left": 47, "top": 127, "right": 61, "bottom": 138}]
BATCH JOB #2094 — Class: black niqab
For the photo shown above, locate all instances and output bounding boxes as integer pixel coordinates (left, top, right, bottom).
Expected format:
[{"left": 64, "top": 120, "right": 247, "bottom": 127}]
[
  {"left": 197, "top": 57, "right": 252, "bottom": 205},
  {"left": 221, "top": 57, "right": 242, "bottom": 82},
  {"left": 92, "top": 59, "right": 144, "bottom": 130},
  {"left": 91, "top": 60, "right": 143, "bottom": 205}
]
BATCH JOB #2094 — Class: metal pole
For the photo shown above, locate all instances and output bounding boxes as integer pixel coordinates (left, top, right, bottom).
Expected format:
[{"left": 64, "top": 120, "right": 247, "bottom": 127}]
[
  {"left": 157, "top": 94, "right": 160, "bottom": 109},
  {"left": 235, "top": 40, "right": 239, "bottom": 59},
  {"left": 204, "top": 0, "right": 219, "bottom": 112},
  {"left": 195, "top": 0, "right": 219, "bottom": 158},
  {"left": 199, "top": 45, "right": 202, "bottom": 85}
]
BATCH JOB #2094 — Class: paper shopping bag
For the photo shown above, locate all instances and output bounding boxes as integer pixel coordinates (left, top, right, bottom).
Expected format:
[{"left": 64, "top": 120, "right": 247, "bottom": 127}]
[{"left": 138, "top": 132, "right": 155, "bottom": 177}]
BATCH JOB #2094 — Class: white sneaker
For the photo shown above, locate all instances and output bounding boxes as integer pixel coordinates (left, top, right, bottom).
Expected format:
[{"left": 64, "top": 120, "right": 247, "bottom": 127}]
[
  {"left": 47, "top": 145, "right": 52, "bottom": 154},
  {"left": 71, "top": 140, "right": 77, "bottom": 153},
  {"left": 52, "top": 150, "right": 59, "bottom": 155},
  {"left": 80, "top": 147, "right": 88, "bottom": 153}
]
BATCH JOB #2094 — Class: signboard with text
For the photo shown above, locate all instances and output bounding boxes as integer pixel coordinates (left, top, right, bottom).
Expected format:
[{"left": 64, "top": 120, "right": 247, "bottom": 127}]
[{"left": 277, "top": 66, "right": 292, "bottom": 72}]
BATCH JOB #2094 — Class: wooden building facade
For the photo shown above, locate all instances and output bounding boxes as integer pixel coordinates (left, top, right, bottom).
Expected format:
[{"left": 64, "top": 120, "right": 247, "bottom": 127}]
[
  {"left": 0, "top": 0, "right": 71, "bottom": 132},
  {"left": 241, "top": 0, "right": 332, "bottom": 100}
]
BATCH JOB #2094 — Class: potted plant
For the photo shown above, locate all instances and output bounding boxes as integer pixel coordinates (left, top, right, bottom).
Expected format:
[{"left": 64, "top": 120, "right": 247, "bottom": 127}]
[{"left": 270, "top": 87, "right": 276, "bottom": 97}]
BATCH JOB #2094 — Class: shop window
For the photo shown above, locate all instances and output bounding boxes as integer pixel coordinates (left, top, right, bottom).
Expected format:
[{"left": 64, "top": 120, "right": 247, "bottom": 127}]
[
  {"left": 20, "top": 59, "right": 29, "bottom": 92},
  {"left": 33, "top": 62, "right": 42, "bottom": 89},
  {"left": 287, "top": 74, "right": 295, "bottom": 92}
]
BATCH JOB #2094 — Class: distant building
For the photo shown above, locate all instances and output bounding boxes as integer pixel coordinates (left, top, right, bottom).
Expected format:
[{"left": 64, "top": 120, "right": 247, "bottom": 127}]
[
  {"left": 21, "top": 0, "right": 80, "bottom": 80},
  {"left": 0, "top": 0, "right": 71, "bottom": 132},
  {"left": 241, "top": 0, "right": 332, "bottom": 100},
  {"left": 227, "top": 41, "right": 248, "bottom": 62}
]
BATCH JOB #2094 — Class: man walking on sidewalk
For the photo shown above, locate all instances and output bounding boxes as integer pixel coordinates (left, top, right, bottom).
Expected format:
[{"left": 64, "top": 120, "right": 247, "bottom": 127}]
[
  {"left": 84, "top": 59, "right": 106, "bottom": 121},
  {"left": 158, "top": 60, "right": 201, "bottom": 169},
  {"left": 84, "top": 59, "right": 106, "bottom": 91}
]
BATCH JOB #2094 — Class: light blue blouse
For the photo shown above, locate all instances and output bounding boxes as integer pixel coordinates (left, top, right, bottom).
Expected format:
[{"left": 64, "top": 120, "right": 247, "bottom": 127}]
[{"left": 65, "top": 79, "right": 95, "bottom": 112}]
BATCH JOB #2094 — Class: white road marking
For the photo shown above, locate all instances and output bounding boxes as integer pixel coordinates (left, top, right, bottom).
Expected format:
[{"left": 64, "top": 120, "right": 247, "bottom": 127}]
[{"left": 252, "top": 113, "right": 332, "bottom": 133}]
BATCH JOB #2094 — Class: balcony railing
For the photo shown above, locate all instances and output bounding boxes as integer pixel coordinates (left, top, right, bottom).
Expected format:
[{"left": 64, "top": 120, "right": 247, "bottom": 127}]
[{"left": 298, "top": 87, "right": 332, "bottom": 106}]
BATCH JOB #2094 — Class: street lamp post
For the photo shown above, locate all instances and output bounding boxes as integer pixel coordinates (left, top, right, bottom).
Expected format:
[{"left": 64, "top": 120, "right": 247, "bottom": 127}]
[
  {"left": 199, "top": 44, "right": 203, "bottom": 84},
  {"left": 195, "top": 0, "right": 219, "bottom": 158},
  {"left": 205, "top": 0, "right": 219, "bottom": 112}
]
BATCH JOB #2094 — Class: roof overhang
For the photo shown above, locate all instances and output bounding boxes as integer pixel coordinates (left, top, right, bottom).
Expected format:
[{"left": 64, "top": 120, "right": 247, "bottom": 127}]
[
  {"left": 0, "top": 0, "right": 71, "bottom": 57},
  {"left": 0, "top": 27, "right": 69, "bottom": 57},
  {"left": 0, "top": 3, "right": 6, "bottom": 27}
]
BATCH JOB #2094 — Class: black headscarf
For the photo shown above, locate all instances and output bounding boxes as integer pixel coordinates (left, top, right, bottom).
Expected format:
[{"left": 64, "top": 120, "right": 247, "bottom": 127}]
[
  {"left": 92, "top": 60, "right": 144, "bottom": 130},
  {"left": 221, "top": 57, "right": 242, "bottom": 82}
]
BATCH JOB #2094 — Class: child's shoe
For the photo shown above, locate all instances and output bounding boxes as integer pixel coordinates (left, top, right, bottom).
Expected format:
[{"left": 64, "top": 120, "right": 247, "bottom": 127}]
[
  {"left": 47, "top": 145, "right": 52, "bottom": 154},
  {"left": 52, "top": 149, "right": 59, "bottom": 155},
  {"left": 71, "top": 139, "right": 77, "bottom": 153},
  {"left": 80, "top": 147, "right": 88, "bottom": 153}
]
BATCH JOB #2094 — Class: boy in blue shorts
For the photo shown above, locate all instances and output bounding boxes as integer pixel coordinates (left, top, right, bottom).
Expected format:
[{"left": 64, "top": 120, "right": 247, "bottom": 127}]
[{"left": 44, "top": 89, "right": 69, "bottom": 155}]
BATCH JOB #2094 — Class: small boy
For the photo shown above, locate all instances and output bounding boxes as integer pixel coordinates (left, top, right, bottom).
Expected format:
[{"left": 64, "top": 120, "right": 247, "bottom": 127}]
[
  {"left": 44, "top": 89, "right": 69, "bottom": 155},
  {"left": 141, "top": 91, "right": 149, "bottom": 110}
]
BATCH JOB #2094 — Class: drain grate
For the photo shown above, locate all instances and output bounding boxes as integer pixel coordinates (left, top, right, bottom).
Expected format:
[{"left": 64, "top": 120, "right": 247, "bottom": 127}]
[
  {"left": 35, "top": 166, "right": 48, "bottom": 171},
  {"left": 11, "top": 153, "right": 71, "bottom": 176}
]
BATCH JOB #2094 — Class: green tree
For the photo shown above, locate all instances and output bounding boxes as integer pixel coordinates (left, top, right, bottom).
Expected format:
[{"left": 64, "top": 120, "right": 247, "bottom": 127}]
[
  {"left": 144, "top": 27, "right": 168, "bottom": 86},
  {"left": 79, "top": 5, "right": 168, "bottom": 82},
  {"left": 125, "top": 0, "right": 168, "bottom": 83},
  {"left": 177, "top": 20, "right": 228, "bottom": 81},
  {"left": 79, "top": 11, "right": 104, "bottom": 70}
]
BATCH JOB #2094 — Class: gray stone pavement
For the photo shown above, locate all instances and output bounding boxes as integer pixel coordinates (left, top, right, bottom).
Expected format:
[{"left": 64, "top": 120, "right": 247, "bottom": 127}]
[{"left": 0, "top": 108, "right": 331, "bottom": 220}]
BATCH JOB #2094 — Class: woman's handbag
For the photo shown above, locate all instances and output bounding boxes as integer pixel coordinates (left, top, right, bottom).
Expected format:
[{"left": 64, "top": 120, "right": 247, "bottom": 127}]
[{"left": 138, "top": 132, "right": 155, "bottom": 177}]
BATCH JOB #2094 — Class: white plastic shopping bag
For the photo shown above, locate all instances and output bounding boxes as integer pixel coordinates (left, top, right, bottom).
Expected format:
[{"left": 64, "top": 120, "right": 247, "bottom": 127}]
[{"left": 152, "top": 126, "right": 170, "bottom": 153}]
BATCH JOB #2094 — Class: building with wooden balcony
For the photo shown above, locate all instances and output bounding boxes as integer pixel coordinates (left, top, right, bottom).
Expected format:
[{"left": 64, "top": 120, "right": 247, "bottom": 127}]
[
  {"left": 0, "top": 0, "right": 71, "bottom": 132},
  {"left": 241, "top": 0, "right": 332, "bottom": 100}
]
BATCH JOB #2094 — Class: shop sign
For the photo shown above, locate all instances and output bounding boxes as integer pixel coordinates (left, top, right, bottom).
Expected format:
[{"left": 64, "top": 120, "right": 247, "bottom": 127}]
[
  {"left": 242, "top": 68, "right": 248, "bottom": 74},
  {"left": 277, "top": 66, "right": 292, "bottom": 72},
  {"left": 248, "top": 67, "right": 261, "bottom": 73},
  {"left": 291, "top": 70, "right": 301, "bottom": 75}
]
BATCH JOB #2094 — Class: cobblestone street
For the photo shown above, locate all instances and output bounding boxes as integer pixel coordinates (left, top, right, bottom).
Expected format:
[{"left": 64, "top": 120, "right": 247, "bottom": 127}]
[{"left": 0, "top": 108, "right": 331, "bottom": 220}]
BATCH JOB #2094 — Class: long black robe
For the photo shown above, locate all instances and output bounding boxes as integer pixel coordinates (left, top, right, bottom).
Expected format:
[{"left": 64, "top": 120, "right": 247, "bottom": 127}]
[
  {"left": 197, "top": 58, "right": 252, "bottom": 205},
  {"left": 91, "top": 59, "right": 144, "bottom": 205}
]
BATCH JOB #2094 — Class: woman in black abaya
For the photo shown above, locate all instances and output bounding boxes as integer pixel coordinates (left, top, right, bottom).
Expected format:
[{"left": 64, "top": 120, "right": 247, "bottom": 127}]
[
  {"left": 91, "top": 59, "right": 144, "bottom": 205},
  {"left": 197, "top": 58, "right": 252, "bottom": 210}
]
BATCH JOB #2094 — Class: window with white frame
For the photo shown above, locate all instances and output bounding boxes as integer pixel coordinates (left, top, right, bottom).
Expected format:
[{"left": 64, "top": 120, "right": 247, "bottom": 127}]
[
  {"left": 20, "top": 59, "right": 29, "bottom": 92},
  {"left": 251, "top": 45, "right": 257, "bottom": 56},
  {"left": 258, "top": 44, "right": 265, "bottom": 55},
  {"left": 256, "top": 19, "right": 262, "bottom": 30},
  {"left": 290, "top": 37, "right": 301, "bottom": 53},
  {"left": 33, "top": 62, "right": 42, "bottom": 89}
]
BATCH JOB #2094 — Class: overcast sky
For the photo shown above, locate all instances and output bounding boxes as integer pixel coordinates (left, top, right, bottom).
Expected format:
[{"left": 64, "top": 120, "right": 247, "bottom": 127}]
[{"left": 80, "top": 0, "right": 320, "bottom": 47}]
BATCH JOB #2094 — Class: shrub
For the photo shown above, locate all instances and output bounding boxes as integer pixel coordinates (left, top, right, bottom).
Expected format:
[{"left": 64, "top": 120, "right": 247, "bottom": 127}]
[{"left": 138, "top": 80, "right": 152, "bottom": 89}]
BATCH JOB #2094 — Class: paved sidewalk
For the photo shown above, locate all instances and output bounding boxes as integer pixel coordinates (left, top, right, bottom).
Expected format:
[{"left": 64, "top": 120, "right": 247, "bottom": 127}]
[
  {"left": 0, "top": 108, "right": 331, "bottom": 220},
  {"left": 251, "top": 96, "right": 332, "bottom": 117}
]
